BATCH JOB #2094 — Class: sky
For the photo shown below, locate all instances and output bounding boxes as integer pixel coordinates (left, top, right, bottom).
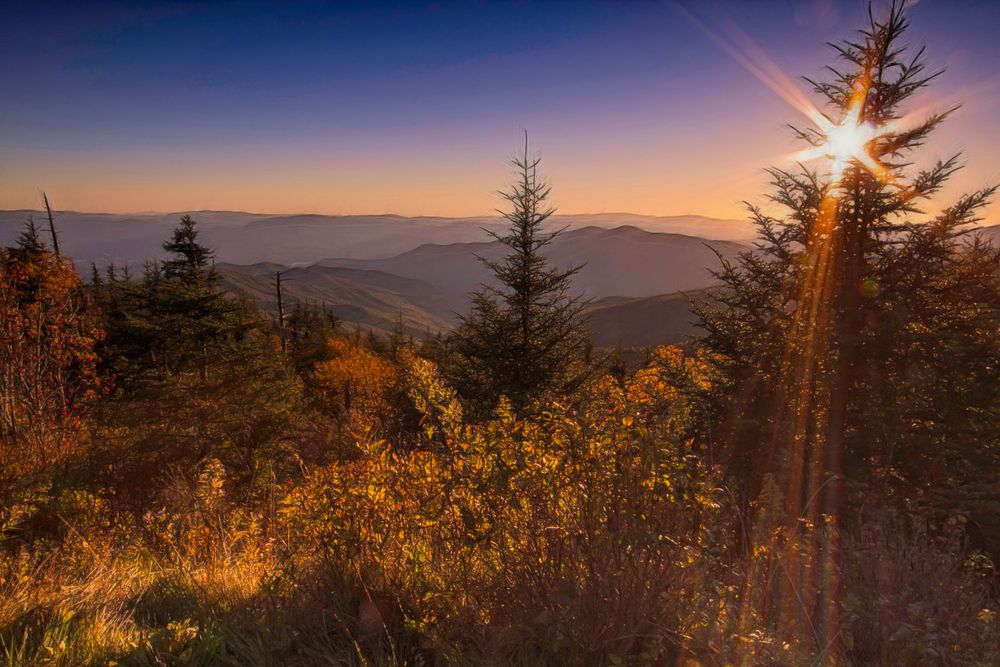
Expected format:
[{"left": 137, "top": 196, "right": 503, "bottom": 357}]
[{"left": 1, "top": 0, "right": 998, "bottom": 223}]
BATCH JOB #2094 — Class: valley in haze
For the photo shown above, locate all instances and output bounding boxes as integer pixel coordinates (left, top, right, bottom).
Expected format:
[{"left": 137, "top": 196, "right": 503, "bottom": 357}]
[{"left": 5, "top": 208, "right": 997, "bottom": 348}]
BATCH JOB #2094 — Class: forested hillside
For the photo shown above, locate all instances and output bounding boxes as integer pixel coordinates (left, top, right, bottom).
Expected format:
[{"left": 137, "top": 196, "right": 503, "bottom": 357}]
[{"left": 2, "top": 5, "right": 999, "bottom": 666}]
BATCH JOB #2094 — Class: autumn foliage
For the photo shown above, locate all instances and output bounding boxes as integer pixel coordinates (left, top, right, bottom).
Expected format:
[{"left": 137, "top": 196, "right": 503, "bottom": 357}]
[
  {"left": 311, "top": 335, "right": 412, "bottom": 444},
  {"left": 0, "top": 231, "right": 103, "bottom": 477}
]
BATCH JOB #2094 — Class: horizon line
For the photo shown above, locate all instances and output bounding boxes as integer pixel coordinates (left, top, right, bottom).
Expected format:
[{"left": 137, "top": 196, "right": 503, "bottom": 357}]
[{"left": 0, "top": 208, "right": 747, "bottom": 222}]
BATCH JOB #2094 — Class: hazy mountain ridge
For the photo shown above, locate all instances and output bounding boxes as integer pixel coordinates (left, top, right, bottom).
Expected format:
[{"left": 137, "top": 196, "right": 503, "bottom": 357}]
[
  {"left": 584, "top": 291, "right": 708, "bottom": 348},
  {"left": 5, "top": 210, "right": 995, "bottom": 346},
  {"left": 218, "top": 260, "right": 710, "bottom": 346},
  {"left": 0, "top": 209, "right": 751, "bottom": 344},
  {"left": 217, "top": 262, "right": 455, "bottom": 337},
  {"left": 979, "top": 223, "right": 1000, "bottom": 244},
  {"left": 0, "top": 210, "right": 755, "bottom": 266}
]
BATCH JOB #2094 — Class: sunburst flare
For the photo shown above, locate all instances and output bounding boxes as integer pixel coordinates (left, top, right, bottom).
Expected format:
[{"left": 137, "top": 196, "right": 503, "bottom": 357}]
[{"left": 797, "top": 89, "right": 894, "bottom": 183}]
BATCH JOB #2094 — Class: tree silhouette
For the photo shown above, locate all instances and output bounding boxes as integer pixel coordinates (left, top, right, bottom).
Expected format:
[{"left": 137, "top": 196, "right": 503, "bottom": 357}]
[
  {"left": 450, "top": 135, "right": 591, "bottom": 417},
  {"left": 695, "top": 1, "right": 1000, "bottom": 654}
]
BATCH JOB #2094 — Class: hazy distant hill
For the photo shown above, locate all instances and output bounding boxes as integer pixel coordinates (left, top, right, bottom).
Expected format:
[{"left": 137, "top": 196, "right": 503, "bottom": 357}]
[
  {"left": 216, "top": 226, "right": 742, "bottom": 342},
  {"left": 4, "top": 209, "right": 997, "bottom": 271},
  {"left": 220, "top": 259, "right": 714, "bottom": 346},
  {"left": 0, "top": 210, "right": 755, "bottom": 266},
  {"left": 978, "top": 224, "right": 1000, "bottom": 245},
  {"left": 0, "top": 208, "right": 753, "bottom": 343},
  {"left": 320, "top": 225, "right": 747, "bottom": 300},
  {"left": 26, "top": 210, "right": 1000, "bottom": 348}
]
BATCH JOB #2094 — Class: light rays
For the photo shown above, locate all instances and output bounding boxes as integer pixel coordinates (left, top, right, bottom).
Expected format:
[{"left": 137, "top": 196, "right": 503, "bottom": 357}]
[
  {"left": 678, "top": 5, "right": 895, "bottom": 657},
  {"left": 679, "top": 5, "right": 894, "bottom": 184},
  {"left": 676, "top": 5, "right": 831, "bottom": 128}
]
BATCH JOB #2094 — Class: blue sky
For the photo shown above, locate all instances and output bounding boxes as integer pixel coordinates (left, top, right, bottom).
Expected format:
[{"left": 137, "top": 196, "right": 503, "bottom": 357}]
[{"left": 2, "top": 0, "right": 998, "bottom": 221}]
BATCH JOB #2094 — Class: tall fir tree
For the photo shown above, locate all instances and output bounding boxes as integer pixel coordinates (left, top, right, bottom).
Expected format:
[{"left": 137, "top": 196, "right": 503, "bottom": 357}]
[
  {"left": 155, "top": 214, "right": 233, "bottom": 383},
  {"left": 694, "top": 1, "right": 1000, "bottom": 654},
  {"left": 450, "top": 136, "right": 591, "bottom": 417}
]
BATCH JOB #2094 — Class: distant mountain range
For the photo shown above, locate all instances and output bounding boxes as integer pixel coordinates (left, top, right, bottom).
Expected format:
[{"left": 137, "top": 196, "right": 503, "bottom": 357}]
[
  {"left": 217, "top": 262, "right": 456, "bottom": 336},
  {"left": 585, "top": 291, "right": 707, "bottom": 348},
  {"left": 979, "top": 223, "right": 1000, "bottom": 245},
  {"left": 4, "top": 210, "right": 996, "bottom": 348},
  {"left": 0, "top": 210, "right": 757, "bottom": 266}
]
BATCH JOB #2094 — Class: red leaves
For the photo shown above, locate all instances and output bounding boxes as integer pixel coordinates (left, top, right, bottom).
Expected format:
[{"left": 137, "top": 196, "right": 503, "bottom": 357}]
[{"left": 0, "top": 247, "right": 105, "bottom": 474}]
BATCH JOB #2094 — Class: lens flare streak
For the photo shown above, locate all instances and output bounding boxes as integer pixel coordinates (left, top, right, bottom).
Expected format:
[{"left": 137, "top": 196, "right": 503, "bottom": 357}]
[{"left": 679, "top": 6, "right": 893, "bottom": 184}]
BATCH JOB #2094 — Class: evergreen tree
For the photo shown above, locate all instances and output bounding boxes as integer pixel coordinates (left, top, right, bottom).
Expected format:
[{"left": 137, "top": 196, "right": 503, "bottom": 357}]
[
  {"left": 450, "top": 136, "right": 591, "bottom": 417},
  {"left": 694, "top": 1, "right": 1000, "bottom": 651},
  {"left": 97, "top": 215, "right": 300, "bottom": 492},
  {"left": 162, "top": 214, "right": 214, "bottom": 281},
  {"left": 154, "top": 215, "right": 233, "bottom": 383},
  {"left": 16, "top": 217, "right": 44, "bottom": 255},
  {"left": 90, "top": 262, "right": 103, "bottom": 288},
  {"left": 286, "top": 300, "right": 340, "bottom": 403}
]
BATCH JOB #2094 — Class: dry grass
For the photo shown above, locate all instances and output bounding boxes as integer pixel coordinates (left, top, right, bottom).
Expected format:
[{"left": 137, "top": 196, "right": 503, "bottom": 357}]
[{"left": 3, "top": 483, "right": 998, "bottom": 665}]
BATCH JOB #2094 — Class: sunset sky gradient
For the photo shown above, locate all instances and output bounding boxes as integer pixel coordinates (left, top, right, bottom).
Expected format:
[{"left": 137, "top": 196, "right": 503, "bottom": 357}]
[{"left": 2, "top": 0, "right": 998, "bottom": 223}]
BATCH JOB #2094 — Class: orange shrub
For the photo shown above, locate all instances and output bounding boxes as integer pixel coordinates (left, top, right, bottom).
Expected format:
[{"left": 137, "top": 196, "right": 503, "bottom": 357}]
[
  {"left": 311, "top": 336, "right": 411, "bottom": 445},
  {"left": 277, "top": 349, "right": 734, "bottom": 663},
  {"left": 0, "top": 245, "right": 104, "bottom": 475}
]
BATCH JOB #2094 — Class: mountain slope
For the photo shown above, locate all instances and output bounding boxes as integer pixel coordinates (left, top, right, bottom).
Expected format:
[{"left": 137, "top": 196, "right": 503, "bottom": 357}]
[
  {"left": 1, "top": 210, "right": 749, "bottom": 343},
  {"left": 585, "top": 291, "right": 706, "bottom": 348},
  {"left": 217, "top": 263, "right": 454, "bottom": 336},
  {"left": 977, "top": 224, "right": 1000, "bottom": 245},
  {"left": 213, "top": 225, "right": 745, "bottom": 340},
  {"left": 219, "top": 259, "right": 714, "bottom": 347}
]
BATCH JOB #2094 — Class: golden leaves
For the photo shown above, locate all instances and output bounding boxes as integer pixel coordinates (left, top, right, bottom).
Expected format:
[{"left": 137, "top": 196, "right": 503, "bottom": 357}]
[{"left": 275, "top": 353, "right": 724, "bottom": 652}]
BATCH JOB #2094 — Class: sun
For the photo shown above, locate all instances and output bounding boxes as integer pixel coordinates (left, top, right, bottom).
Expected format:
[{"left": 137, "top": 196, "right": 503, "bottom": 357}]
[
  {"left": 799, "top": 99, "right": 891, "bottom": 184},
  {"left": 821, "top": 113, "right": 880, "bottom": 180}
]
